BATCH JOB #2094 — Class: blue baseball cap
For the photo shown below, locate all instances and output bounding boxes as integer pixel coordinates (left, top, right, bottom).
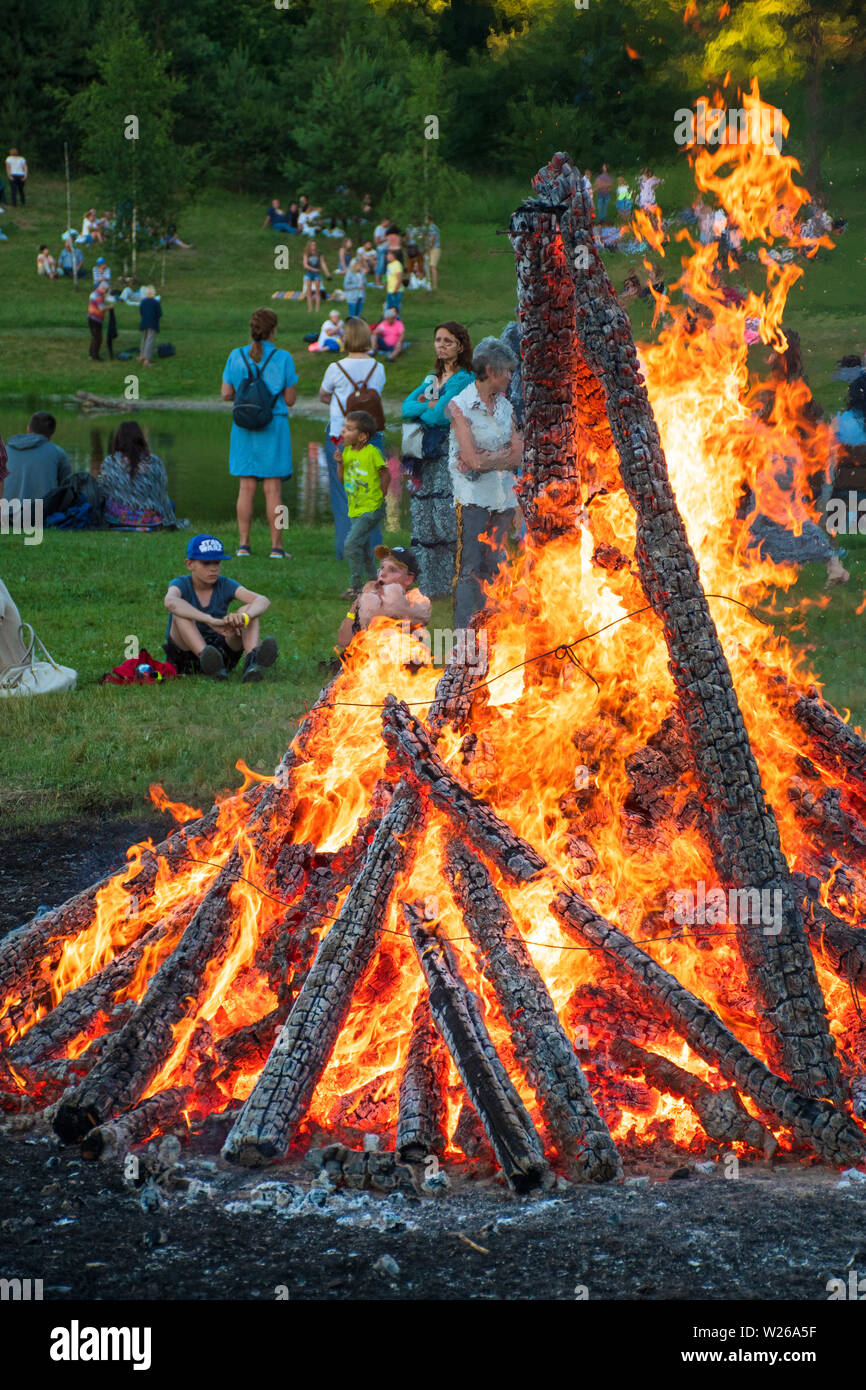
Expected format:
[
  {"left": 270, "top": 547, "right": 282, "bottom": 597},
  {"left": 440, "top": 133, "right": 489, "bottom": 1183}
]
[{"left": 186, "top": 533, "right": 232, "bottom": 562}]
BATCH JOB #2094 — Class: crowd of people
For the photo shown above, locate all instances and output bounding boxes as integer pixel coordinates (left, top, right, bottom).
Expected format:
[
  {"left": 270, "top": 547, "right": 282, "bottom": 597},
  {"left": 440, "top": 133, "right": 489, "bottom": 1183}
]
[{"left": 4, "top": 161, "right": 860, "bottom": 696}]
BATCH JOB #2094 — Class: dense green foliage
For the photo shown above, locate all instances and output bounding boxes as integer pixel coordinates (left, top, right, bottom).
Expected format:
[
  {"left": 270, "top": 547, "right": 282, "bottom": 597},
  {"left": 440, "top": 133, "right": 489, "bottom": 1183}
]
[{"left": 5, "top": 0, "right": 865, "bottom": 214}]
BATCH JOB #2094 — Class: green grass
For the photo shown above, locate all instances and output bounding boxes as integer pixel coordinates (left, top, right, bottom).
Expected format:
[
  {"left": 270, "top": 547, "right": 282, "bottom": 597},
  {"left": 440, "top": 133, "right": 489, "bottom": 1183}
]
[
  {"left": 0, "top": 177, "right": 522, "bottom": 407},
  {"left": 0, "top": 524, "right": 457, "bottom": 827},
  {"left": 1, "top": 155, "right": 865, "bottom": 830}
]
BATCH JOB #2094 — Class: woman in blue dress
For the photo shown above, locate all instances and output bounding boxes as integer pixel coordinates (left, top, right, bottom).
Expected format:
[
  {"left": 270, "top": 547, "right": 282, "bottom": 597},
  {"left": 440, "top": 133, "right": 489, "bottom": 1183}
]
[{"left": 221, "top": 308, "right": 298, "bottom": 558}]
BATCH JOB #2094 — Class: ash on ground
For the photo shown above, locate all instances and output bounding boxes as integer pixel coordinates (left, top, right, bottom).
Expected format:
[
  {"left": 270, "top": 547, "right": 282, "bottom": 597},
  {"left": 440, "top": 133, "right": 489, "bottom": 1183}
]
[{"left": 2, "top": 1127, "right": 865, "bottom": 1300}]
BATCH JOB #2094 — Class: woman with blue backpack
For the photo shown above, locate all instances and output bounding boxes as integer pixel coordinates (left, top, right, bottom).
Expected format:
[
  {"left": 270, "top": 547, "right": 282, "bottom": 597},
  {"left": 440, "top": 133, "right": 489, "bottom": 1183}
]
[{"left": 221, "top": 308, "right": 298, "bottom": 558}]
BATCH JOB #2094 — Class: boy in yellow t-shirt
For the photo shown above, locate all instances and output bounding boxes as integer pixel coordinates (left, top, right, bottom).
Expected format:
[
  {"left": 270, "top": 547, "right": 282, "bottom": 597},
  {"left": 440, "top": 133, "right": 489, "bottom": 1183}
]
[
  {"left": 385, "top": 249, "right": 404, "bottom": 314},
  {"left": 337, "top": 410, "right": 390, "bottom": 596}
]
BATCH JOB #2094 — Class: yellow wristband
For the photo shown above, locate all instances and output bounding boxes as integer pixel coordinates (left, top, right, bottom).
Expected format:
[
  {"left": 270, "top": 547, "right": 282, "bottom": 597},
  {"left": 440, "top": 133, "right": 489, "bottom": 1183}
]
[
  {"left": 242, "top": 613, "right": 250, "bottom": 627},
  {"left": 345, "top": 610, "right": 355, "bottom": 621}
]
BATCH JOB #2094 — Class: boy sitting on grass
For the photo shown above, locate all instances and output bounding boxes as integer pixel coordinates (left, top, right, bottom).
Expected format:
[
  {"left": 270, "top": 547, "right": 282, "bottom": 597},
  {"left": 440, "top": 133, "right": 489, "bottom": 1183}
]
[
  {"left": 338, "top": 410, "right": 390, "bottom": 600},
  {"left": 163, "top": 533, "right": 278, "bottom": 682},
  {"left": 337, "top": 545, "right": 431, "bottom": 650}
]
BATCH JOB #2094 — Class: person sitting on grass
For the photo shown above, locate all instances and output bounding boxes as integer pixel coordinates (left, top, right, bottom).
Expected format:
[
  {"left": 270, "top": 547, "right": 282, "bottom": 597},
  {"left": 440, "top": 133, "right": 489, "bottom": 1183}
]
[
  {"left": 99, "top": 421, "right": 177, "bottom": 529},
  {"left": 337, "top": 545, "right": 430, "bottom": 651},
  {"left": 315, "top": 309, "right": 344, "bottom": 352},
  {"left": 37, "top": 245, "right": 58, "bottom": 278},
  {"left": 371, "top": 305, "right": 405, "bottom": 360},
  {"left": 263, "top": 199, "right": 293, "bottom": 232},
  {"left": 163, "top": 533, "right": 278, "bottom": 683},
  {"left": 338, "top": 410, "right": 390, "bottom": 600}
]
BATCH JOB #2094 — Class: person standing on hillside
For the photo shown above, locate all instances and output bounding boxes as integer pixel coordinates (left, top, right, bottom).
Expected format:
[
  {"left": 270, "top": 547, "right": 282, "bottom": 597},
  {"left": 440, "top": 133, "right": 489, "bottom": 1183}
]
[
  {"left": 593, "top": 165, "right": 614, "bottom": 222},
  {"left": 422, "top": 217, "right": 441, "bottom": 291},
  {"left": 318, "top": 316, "right": 386, "bottom": 563},
  {"left": 5, "top": 149, "right": 28, "bottom": 206},
  {"left": 401, "top": 321, "right": 475, "bottom": 598},
  {"left": 221, "top": 308, "right": 298, "bottom": 559},
  {"left": 87, "top": 283, "right": 109, "bottom": 360},
  {"left": 373, "top": 216, "right": 390, "bottom": 288},
  {"left": 385, "top": 249, "right": 404, "bottom": 314},
  {"left": 139, "top": 286, "right": 162, "bottom": 366}
]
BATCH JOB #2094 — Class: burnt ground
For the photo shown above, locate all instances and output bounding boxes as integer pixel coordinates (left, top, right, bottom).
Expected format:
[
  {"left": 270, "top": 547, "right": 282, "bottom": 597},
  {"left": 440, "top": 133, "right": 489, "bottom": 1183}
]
[{"left": 3, "top": 819, "right": 866, "bottom": 1320}]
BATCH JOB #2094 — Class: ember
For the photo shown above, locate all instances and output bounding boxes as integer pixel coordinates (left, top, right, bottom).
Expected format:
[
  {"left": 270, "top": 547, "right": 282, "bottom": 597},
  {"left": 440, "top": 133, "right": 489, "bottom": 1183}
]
[{"left": 3, "top": 97, "right": 866, "bottom": 1188}]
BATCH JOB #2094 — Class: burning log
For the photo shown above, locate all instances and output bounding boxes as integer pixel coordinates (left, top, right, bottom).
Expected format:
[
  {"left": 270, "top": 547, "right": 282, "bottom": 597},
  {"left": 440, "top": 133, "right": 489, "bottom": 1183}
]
[
  {"left": 403, "top": 902, "right": 549, "bottom": 1193},
  {"left": 2, "top": 682, "right": 337, "bottom": 1033},
  {"left": 222, "top": 782, "right": 420, "bottom": 1166},
  {"left": 531, "top": 151, "right": 842, "bottom": 1104},
  {"left": 80, "top": 1087, "right": 191, "bottom": 1160},
  {"left": 445, "top": 840, "right": 621, "bottom": 1181},
  {"left": 382, "top": 696, "right": 545, "bottom": 882},
  {"left": 508, "top": 195, "right": 585, "bottom": 538},
  {"left": 0, "top": 800, "right": 238, "bottom": 1030},
  {"left": 396, "top": 996, "right": 448, "bottom": 1162},
  {"left": 384, "top": 711, "right": 863, "bottom": 1162},
  {"left": 426, "top": 625, "right": 489, "bottom": 738},
  {"left": 53, "top": 829, "right": 311, "bottom": 1144},
  {"left": 552, "top": 888, "right": 864, "bottom": 1165},
  {"left": 609, "top": 1038, "right": 777, "bottom": 1156},
  {"left": 793, "top": 873, "right": 866, "bottom": 989},
  {"left": 791, "top": 692, "right": 866, "bottom": 802},
  {"left": 6, "top": 907, "right": 189, "bottom": 1070}
]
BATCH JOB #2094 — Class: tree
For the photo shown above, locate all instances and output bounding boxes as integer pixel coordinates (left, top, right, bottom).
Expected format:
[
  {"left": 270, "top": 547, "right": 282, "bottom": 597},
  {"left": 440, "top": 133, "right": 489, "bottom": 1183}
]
[
  {"left": 280, "top": 37, "right": 410, "bottom": 203},
  {"left": 380, "top": 51, "right": 470, "bottom": 225},
  {"left": 700, "top": 0, "right": 864, "bottom": 190},
  {"left": 66, "top": 6, "right": 199, "bottom": 269},
  {"left": 203, "top": 47, "right": 285, "bottom": 193}
]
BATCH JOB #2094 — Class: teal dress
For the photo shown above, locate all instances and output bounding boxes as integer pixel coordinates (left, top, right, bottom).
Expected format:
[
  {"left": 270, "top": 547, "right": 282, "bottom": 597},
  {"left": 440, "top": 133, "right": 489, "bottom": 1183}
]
[
  {"left": 223, "top": 345, "right": 298, "bottom": 479},
  {"left": 401, "top": 368, "right": 474, "bottom": 597}
]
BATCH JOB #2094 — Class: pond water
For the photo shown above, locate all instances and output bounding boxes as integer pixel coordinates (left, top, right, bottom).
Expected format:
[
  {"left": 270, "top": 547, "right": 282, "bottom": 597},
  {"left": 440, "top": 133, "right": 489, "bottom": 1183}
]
[{"left": 0, "top": 406, "right": 408, "bottom": 529}]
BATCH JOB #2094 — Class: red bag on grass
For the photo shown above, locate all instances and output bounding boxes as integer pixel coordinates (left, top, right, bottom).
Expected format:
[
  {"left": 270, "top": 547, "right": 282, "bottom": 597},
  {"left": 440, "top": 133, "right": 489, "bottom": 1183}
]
[{"left": 101, "top": 648, "right": 177, "bottom": 685}]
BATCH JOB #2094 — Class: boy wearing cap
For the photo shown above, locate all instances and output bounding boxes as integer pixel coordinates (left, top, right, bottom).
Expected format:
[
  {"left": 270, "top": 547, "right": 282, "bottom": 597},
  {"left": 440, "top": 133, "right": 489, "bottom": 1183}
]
[
  {"left": 163, "top": 533, "right": 278, "bottom": 682},
  {"left": 92, "top": 257, "right": 111, "bottom": 287},
  {"left": 337, "top": 545, "right": 430, "bottom": 649}
]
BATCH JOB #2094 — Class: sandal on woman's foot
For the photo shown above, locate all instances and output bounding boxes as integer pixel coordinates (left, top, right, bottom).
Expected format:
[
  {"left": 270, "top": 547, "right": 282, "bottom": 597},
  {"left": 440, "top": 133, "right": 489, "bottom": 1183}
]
[
  {"left": 270, "top": 547, "right": 291, "bottom": 559},
  {"left": 236, "top": 545, "right": 252, "bottom": 557}
]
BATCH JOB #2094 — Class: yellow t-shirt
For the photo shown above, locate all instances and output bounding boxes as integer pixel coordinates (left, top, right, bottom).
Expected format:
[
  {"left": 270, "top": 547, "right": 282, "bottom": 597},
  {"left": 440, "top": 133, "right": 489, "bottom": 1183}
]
[
  {"left": 386, "top": 259, "right": 403, "bottom": 293},
  {"left": 343, "top": 443, "right": 385, "bottom": 518}
]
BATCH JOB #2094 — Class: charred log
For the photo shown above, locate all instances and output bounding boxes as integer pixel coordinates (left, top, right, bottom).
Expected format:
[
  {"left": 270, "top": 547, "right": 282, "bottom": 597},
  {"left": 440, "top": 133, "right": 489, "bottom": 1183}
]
[
  {"left": 445, "top": 840, "right": 621, "bottom": 1181},
  {"left": 610, "top": 1037, "right": 777, "bottom": 1155},
  {"left": 382, "top": 696, "right": 545, "bottom": 882},
  {"left": 532, "top": 151, "right": 842, "bottom": 1103},
  {"left": 396, "top": 996, "right": 449, "bottom": 1162},
  {"left": 80, "top": 1087, "right": 190, "bottom": 1160},
  {"left": 793, "top": 873, "right": 866, "bottom": 989},
  {"left": 552, "top": 886, "right": 864, "bottom": 1164},
  {"left": 221, "top": 782, "right": 420, "bottom": 1166},
  {"left": 53, "top": 831, "right": 312, "bottom": 1144},
  {"left": 403, "top": 902, "right": 548, "bottom": 1193}
]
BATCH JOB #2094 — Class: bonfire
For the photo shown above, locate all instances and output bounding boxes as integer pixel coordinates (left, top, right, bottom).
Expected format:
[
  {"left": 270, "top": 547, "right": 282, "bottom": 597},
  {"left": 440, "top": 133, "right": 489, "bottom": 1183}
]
[{"left": 3, "top": 88, "right": 866, "bottom": 1192}]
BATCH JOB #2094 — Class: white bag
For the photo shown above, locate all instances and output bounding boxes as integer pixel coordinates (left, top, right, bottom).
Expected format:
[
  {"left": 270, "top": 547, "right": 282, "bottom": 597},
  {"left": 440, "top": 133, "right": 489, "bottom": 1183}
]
[
  {"left": 0, "top": 613, "right": 77, "bottom": 698},
  {"left": 401, "top": 421, "right": 425, "bottom": 459}
]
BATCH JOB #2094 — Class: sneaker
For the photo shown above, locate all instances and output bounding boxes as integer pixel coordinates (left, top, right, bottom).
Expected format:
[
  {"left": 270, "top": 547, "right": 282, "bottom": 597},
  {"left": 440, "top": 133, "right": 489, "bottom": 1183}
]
[
  {"left": 242, "top": 636, "right": 278, "bottom": 683},
  {"left": 199, "top": 644, "right": 227, "bottom": 680}
]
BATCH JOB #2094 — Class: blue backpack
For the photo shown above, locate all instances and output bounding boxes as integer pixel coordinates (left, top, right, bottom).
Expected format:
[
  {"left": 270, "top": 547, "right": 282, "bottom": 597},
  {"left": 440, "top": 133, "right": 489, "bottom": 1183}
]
[{"left": 232, "top": 347, "right": 280, "bottom": 431}]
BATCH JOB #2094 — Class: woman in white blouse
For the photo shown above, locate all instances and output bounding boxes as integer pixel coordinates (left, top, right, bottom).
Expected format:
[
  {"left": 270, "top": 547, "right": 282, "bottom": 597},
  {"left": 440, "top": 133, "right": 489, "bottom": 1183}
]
[{"left": 447, "top": 337, "right": 523, "bottom": 629}]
